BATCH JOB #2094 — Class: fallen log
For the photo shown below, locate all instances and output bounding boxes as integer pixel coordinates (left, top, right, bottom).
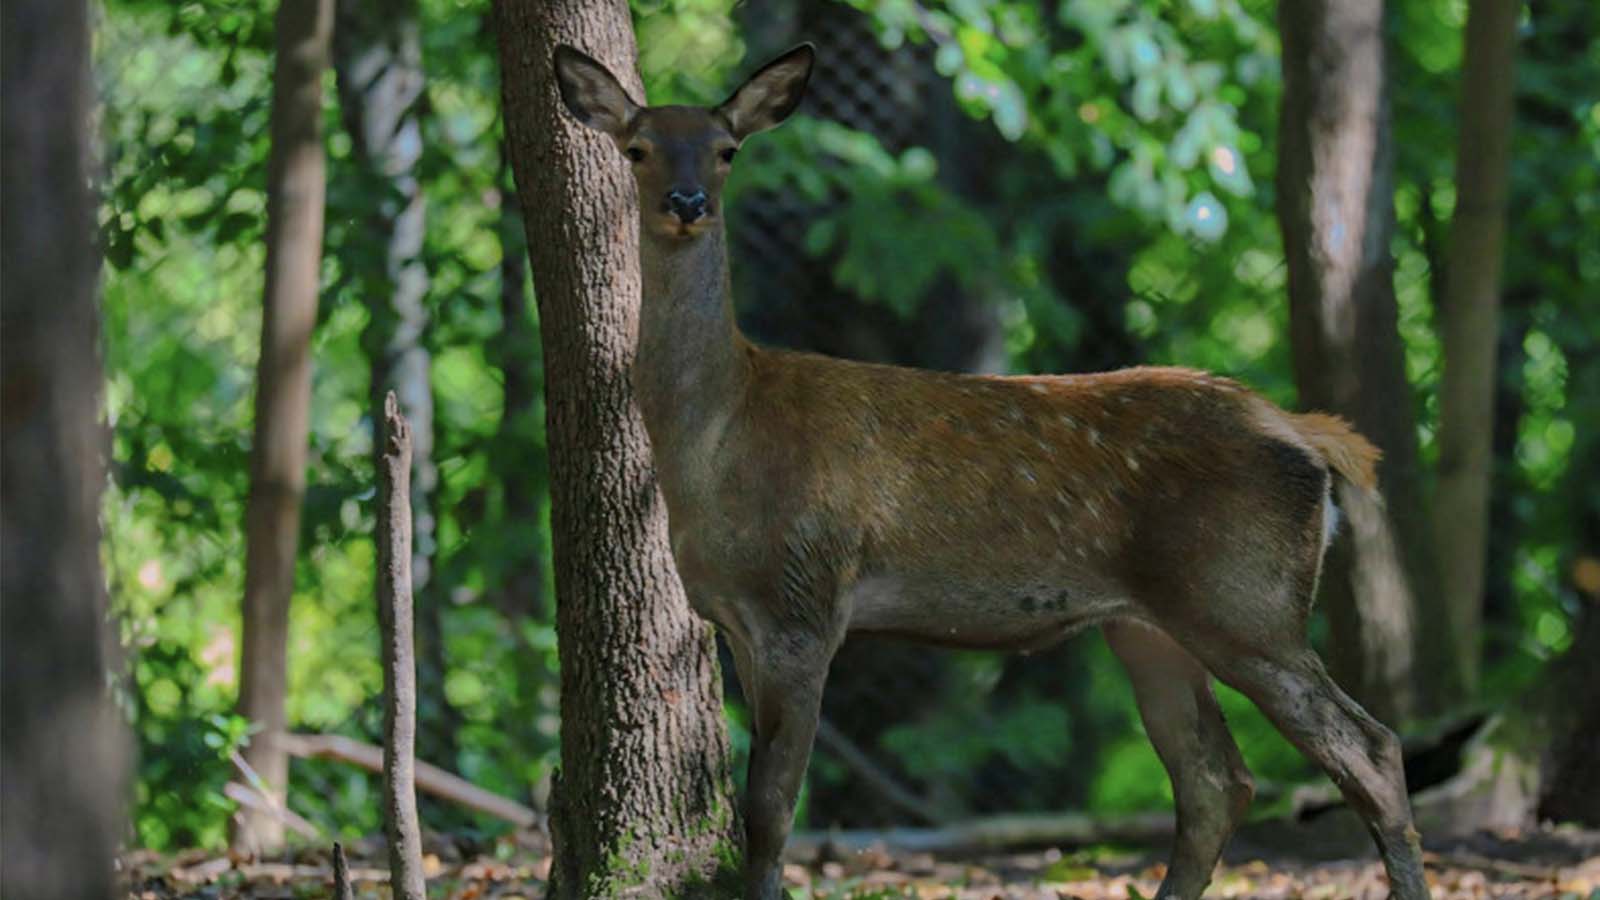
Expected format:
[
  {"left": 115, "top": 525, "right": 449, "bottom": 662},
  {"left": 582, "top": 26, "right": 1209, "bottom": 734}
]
[
  {"left": 278, "top": 732, "right": 539, "bottom": 829},
  {"left": 787, "top": 810, "right": 1174, "bottom": 860}
]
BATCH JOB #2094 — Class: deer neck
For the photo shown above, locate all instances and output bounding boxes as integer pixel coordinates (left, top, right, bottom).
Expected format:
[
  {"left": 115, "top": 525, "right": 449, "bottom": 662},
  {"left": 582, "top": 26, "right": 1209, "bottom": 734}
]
[{"left": 634, "top": 224, "right": 749, "bottom": 462}]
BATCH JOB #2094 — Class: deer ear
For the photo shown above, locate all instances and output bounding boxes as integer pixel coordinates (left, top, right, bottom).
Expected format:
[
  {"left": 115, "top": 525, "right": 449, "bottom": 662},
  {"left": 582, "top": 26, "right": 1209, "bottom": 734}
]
[
  {"left": 716, "top": 44, "right": 814, "bottom": 140},
  {"left": 552, "top": 45, "right": 639, "bottom": 138}
]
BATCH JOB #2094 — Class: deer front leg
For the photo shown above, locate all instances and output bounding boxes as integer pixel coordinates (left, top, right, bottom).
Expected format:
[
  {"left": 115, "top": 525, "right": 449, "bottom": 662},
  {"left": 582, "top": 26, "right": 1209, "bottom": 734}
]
[{"left": 737, "top": 637, "right": 831, "bottom": 900}]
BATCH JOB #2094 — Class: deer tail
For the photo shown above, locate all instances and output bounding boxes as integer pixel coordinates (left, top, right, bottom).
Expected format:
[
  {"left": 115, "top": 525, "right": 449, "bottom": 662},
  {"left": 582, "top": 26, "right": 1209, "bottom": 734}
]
[{"left": 1289, "top": 412, "right": 1381, "bottom": 493}]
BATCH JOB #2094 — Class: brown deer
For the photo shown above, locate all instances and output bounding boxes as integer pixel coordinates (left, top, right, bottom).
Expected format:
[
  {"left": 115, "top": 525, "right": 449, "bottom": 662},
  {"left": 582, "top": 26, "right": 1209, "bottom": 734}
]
[{"left": 552, "top": 43, "right": 1430, "bottom": 900}]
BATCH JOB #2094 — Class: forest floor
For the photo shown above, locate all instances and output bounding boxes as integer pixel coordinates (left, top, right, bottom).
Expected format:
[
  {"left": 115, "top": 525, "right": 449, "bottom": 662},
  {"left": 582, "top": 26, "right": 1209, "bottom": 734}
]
[{"left": 120, "top": 823, "right": 1600, "bottom": 900}]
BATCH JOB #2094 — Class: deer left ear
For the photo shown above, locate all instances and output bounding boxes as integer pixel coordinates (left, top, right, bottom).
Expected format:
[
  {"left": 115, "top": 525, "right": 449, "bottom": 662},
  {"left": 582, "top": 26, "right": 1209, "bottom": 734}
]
[
  {"left": 716, "top": 44, "right": 815, "bottom": 140},
  {"left": 553, "top": 44, "right": 640, "bottom": 138}
]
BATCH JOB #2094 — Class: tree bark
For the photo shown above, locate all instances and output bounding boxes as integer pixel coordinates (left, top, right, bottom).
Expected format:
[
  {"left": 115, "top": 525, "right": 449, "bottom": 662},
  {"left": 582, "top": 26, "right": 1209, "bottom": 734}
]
[
  {"left": 1276, "top": 0, "right": 1434, "bottom": 724},
  {"left": 0, "top": 0, "right": 127, "bottom": 895},
  {"left": 377, "top": 393, "right": 427, "bottom": 900},
  {"left": 332, "top": 0, "right": 457, "bottom": 770},
  {"left": 235, "top": 0, "right": 335, "bottom": 854},
  {"left": 1430, "top": 0, "right": 1519, "bottom": 700},
  {"left": 494, "top": 2, "right": 739, "bottom": 896}
]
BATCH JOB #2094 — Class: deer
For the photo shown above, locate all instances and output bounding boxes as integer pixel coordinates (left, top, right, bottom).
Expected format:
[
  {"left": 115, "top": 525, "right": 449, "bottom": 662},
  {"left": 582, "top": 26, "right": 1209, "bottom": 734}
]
[{"left": 551, "top": 42, "right": 1431, "bottom": 900}]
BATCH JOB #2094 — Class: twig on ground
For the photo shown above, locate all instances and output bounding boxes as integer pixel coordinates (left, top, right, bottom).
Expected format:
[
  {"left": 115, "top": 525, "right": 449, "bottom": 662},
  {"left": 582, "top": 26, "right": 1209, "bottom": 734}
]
[{"left": 378, "top": 391, "right": 427, "bottom": 900}]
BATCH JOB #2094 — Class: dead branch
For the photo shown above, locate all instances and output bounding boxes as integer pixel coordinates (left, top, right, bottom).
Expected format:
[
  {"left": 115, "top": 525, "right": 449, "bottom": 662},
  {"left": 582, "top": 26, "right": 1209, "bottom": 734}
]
[
  {"left": 222, "top": 780, "right": 320, "bottom": 840},
  {"left": 378, "top": 391, "right": 426, "bottom": 900},
  {"left": 815, "top": 717, "right": 943, "bottom": 826},
  {"left": 787, "top": 810, "right": 1174, "bottom": 860},
  {"left": 279, "top": 732, "right": 539, "bottom": 828}
]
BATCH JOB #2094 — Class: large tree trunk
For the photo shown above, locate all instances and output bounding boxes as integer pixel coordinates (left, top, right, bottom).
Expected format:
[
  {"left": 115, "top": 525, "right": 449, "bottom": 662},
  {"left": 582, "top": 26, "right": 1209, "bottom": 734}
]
[
  {"left": 0, "top": 0, "right": 127, "bottom": 894},
  {"left": 1430, "top": 0, "right": 1519, "bottom": 700},
  {"left": 235, "top": 0, "right": 335, "bottom": 854},
  {"left": 1276, "top": 0, "right": 1436, "bottom": 723},
  {"left": 332, "top": 0, "right": 458, "bottom": 770},
  {"left": 494, "top": 3, "right": 739, "bottom": 896}
]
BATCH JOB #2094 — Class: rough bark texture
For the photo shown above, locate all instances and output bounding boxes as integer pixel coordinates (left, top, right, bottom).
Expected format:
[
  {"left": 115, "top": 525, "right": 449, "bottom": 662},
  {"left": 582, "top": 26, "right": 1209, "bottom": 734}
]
[
  {"left": 0, "top": 0, "right": 127, "bottom": 895},
  {"left": 1430, "top": 0, "right": 1520, "bottom": 699},
  {"left": 332, "top": 0, "right": 458, "bottom": 768},
  {"left": 378, "top": 393, "right": 428, "bottom": 900},
  {"left": 494, "top": 2, "right": 739, "bottom": 896},
  {"left": 235, "top": 0, "right": 335, "bottom": 854},
  {"left": 1276, "top": 0, "right": 1433, "bottom": 724}
]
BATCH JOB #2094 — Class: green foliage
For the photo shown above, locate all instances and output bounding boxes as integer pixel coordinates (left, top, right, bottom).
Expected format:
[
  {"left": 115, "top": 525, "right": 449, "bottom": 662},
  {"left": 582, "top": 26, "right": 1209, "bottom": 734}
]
[{"left": 849, "top": 0, "right": 1276, "bottom": 239}]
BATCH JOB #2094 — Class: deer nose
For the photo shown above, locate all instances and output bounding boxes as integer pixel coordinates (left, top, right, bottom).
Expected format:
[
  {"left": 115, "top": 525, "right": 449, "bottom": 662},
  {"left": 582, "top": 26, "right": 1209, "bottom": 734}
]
[{"left": 665, "top": 188, "right": 708, "bottom": 223}]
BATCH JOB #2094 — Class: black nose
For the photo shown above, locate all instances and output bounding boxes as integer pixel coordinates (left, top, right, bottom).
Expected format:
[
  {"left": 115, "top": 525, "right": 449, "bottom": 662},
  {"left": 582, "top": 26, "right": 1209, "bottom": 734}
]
[{"left": 665, "top": 188, "right": 708, "bottom": 223}]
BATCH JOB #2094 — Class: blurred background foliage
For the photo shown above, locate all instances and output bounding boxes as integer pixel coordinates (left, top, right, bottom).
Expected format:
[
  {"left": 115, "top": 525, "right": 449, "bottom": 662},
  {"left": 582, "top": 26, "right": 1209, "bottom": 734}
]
[{"left": 94, "top": 0, "right": 1597, "bottom": 850}]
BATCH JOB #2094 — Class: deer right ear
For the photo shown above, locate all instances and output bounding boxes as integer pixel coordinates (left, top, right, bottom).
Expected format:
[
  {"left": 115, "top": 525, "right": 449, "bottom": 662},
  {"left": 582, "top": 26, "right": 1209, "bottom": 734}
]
[
  {"left": 552, "top": 45, "right": 639, "bottom": 138},
  {"left": 717, "top": 44, "right": 815, "bottom": 140}
]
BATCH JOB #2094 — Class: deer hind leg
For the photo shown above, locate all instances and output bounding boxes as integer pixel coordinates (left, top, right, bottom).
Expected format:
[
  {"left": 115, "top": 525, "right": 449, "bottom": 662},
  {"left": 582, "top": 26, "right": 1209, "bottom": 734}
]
[
  {"left": 1106, "top": 621, "right": 1254, "bottom": 900},
  {"left": 1175, "top": 629, "right": 1428, "bottom": 900}
]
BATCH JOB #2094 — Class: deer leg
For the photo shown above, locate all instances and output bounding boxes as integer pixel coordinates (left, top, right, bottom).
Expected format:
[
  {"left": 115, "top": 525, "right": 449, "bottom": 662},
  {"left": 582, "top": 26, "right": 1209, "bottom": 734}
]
[
  {"left": 1106, "top": 621, "right": 1254, "bottom": 900},
  {"left": 737, "top": 637, "right": 831, "bottom": 900},
  {"left": 1184, "top": 641, "right": 1428, "bottom": 900}
]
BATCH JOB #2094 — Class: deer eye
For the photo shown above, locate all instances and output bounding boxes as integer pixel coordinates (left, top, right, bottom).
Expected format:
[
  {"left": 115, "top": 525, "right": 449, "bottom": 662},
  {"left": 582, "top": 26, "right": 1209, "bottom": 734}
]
[
  {"left": 624, "top": 146, "right": 647, "bottom": 162},
  {"left": 718, "top": 146, "right": 737, "bottom": 164}
]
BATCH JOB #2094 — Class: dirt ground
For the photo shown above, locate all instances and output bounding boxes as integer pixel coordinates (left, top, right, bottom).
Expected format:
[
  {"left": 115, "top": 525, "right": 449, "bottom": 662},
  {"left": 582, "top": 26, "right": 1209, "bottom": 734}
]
[{"left": 120, "top": 823, "right": 1600, "bottom": 899}]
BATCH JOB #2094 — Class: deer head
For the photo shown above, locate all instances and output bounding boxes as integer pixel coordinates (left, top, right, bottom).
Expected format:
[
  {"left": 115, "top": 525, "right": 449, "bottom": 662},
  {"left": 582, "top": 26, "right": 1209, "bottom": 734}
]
[{"left": 552, "top": 43, "right": 814, "bottom": 241}]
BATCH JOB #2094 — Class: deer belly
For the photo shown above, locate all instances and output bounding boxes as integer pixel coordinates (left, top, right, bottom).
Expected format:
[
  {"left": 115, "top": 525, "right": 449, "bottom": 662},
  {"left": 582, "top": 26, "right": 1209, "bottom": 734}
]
[{"left": 842, "top": 572, "right": 1130, "bottom": 651}]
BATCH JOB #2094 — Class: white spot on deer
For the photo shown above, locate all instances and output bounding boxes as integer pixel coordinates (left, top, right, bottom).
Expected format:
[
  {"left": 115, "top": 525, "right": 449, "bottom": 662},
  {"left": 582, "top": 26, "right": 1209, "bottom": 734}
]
[
  {"left": 1088, "top": 427, "right": 1102, "bottom": 447},
  {"left": 1028, "top": 382, "right": 1050, "bottom": 395},
  {"left": 1017, "top": 464, "right": 1039, "bottom": 485},
  {"left": 1075, "top": 545, "right": 1089, "bottom": 559},
  {"left": 1007, "top": 406, "right": 1027, "bottom": 424},
  {"left": 1125, "top": 454, "right": 1140, "bottom": 472},
  {"left": 1046, "top": 512, "right": 1063, "bottom": 533},
  {"left": 1059, "top": 414, "right": 1077, "bottom": 431}
]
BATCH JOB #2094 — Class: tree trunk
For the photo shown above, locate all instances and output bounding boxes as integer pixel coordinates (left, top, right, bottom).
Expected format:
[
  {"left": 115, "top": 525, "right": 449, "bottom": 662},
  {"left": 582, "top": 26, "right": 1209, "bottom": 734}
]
[
  {"left": 235, "top": 0, "right": 334, "bottom": 854},
  {"left": 494, "top": 3, "right": 739, "bottom": 896},
  {"left": 1430, "top": 0, "right": 1519, "bottom": 701},
  {"left": 493, "top": 143, "right": 547, "bottom": 622},
  {"left": 0, "top": 0, "right": 127, "bottom": 894},
  {"left": 332, "top": 0, "right": 457, "bottom": 770},
  {"left": 1276, "top": 0, "right": 1435, "bottom": 724}
]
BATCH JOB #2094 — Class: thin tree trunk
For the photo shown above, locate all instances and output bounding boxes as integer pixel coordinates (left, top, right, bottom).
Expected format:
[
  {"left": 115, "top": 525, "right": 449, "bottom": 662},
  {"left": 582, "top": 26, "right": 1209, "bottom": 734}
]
[
  {"left": 488, "top": 144, "right": 556, "bottom": 805},
  {"left": 332, "top": 0, "right": 457, "bottom": 769},
  {"left": 493, "top": 143, "right": 546, "bottom": 621},
  {"left": 1, "top": 0, "right": 127, "bottom": 894},
  {"left": 494, "top": 2, "right": 739, "bottom": 895},
  {"left": 377, "top": 393, "right": 427, "bottom": 900},
  {"left": 235, "top": 0, "right": 335, "bottom": 854},
  {"left": 1431, "top": 0, "right": 1519, "bottom": 700},
  {"left": 1276, "top": 0, "right": 1434, "bottom": 724}
]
